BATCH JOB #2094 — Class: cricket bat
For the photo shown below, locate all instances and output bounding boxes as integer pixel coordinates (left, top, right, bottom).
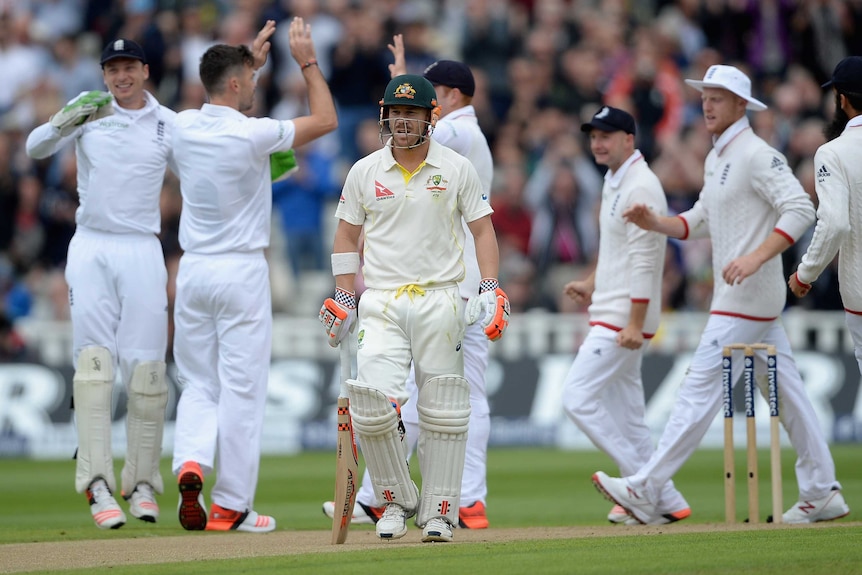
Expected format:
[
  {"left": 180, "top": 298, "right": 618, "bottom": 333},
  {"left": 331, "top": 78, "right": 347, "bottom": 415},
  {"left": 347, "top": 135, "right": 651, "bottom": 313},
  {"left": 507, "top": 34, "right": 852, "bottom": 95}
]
[{"left": 331, "top": 339, "right": 358, "bottom": 544}]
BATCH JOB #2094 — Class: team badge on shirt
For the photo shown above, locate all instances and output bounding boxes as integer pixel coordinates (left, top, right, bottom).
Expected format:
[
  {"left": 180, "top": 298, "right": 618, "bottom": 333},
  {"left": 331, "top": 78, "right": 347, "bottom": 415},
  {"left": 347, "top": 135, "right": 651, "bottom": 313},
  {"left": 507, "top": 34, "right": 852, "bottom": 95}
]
[{"left": 425, "top": 174, "right": 448, "bottom": 197}]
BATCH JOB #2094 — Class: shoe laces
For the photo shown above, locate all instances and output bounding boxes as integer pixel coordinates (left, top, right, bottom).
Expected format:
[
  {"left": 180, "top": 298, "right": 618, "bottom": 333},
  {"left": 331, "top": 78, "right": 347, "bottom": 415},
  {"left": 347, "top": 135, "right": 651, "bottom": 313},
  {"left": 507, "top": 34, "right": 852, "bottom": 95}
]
[
  {"left": 88, "top": 479, "right": 112, "bottom": 504},
  {"left": 133, "top": 483, "right": 154, "bottom": 500},
  {"left": 381, "top": 504, "right": 405, "bottom": 521}
]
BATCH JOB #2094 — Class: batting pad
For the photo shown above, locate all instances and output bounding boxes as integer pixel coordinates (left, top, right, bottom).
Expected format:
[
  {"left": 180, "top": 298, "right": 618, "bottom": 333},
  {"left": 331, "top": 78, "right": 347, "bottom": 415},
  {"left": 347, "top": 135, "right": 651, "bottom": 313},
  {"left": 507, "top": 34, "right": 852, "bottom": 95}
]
[
  {"left": 73, "top": 346, "right": 116, "bottom": 493},
  {"left": 416, "top": 375, "right": 471, "bottom": 527},
  {"left": 348, "top": 380, "right": 419, "bottom": 513},
  {"left": 122, "top": 361, "right": 168, "bottom": 495}
]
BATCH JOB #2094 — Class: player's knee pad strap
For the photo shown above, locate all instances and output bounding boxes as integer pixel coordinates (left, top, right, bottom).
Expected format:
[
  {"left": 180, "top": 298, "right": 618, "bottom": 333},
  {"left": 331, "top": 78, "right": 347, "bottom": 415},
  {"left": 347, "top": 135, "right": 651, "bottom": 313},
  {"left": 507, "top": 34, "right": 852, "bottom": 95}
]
[
  {"left": 73, "top": 346, "right": 115, "bottom": 493},
  {"left": 122, "top": 361, "right": 168, "bottom": 495},
  {"left": 416, "top": 374, "right": 471, "bottom": 526},
  {"left": 348, "top": 379, "right": 418, "bottom": 513}
]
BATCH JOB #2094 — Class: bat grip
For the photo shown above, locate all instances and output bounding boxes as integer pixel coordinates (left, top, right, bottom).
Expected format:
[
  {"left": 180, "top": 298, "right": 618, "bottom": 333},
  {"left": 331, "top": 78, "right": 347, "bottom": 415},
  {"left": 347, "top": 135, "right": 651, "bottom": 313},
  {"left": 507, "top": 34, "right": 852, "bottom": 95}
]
[{"left": 339, "top": 337, "right": 352, "bottom": 398}]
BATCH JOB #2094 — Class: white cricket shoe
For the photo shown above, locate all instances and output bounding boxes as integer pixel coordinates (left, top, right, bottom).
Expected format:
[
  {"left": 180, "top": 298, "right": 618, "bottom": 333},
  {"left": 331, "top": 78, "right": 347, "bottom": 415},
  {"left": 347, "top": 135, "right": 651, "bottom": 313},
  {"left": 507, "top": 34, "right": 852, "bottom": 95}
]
[
  {"left": 592, "top": 471, "right": 658, "bottom": 525},
  {"left": 783, "top": 490, "right": 850, "bottom": 524},
  {"left": 124, "top": 482, "right": 159, "bottom": 523},
  {"left": 376, "top": 503, "right": 408, "bottom": 539},
  {"left": 608, "top": 504, "right": 629, "bottom": 524},
  {"left": 322, "top": 500, "right": 384, "bottom": 525},
  {"left": 422, "top": 516, "right": 454, "bottom": 542},
  {"left": 86, "top": 477, "right": 126, "bottom": 530}
]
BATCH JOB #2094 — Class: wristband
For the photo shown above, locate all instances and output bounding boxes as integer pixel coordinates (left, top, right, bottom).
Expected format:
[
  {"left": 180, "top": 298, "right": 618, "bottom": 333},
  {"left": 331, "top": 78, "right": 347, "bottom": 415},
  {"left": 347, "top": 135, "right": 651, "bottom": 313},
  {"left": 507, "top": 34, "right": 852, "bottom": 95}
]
[
  {"left": 479, "top": 278, "right": 499, "bottom": 293},
  {"left": 302, "top": 59, "right": 318, "bottom": 70},
  {"left": 331, "top": 252, "right": 360, "bottom": 276}
]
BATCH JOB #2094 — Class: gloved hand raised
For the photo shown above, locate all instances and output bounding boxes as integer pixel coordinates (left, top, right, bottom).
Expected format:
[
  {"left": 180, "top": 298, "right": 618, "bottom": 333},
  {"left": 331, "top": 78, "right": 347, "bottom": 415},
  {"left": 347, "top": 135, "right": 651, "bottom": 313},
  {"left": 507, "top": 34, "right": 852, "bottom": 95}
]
[
  {"left": 50, "top": 91, "right": 114, "bottom": 137},
  {"left": 319, "top": 287, "right": 356, "bottom": 347},
  {"left": 465, "top": 278, "right": 510, "bottom": 341}
]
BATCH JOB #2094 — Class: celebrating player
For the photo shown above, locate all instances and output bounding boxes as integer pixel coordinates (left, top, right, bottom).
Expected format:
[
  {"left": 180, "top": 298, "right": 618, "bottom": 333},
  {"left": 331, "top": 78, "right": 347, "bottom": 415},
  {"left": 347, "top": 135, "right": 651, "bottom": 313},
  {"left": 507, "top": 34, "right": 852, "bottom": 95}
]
[
  {"left": 170, "top": 18, "right": 336, "bottom": 533},
  {"left": 25, "top": 39, "right": 175, "bottom": 529},
  {"left": 592, "top": 65, "right": 850, "bottom": 525},
  {"left": 319, "top": 73, "right": 508, "bottom": 542}
]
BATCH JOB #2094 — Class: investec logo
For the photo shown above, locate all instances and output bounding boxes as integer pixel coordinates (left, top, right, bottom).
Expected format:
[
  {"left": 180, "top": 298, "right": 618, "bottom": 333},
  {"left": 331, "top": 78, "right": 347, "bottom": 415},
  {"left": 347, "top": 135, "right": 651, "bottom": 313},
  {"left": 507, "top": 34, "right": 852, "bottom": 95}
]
[{"left": 374, "top": 181, "right": 395, "bottom": 201}]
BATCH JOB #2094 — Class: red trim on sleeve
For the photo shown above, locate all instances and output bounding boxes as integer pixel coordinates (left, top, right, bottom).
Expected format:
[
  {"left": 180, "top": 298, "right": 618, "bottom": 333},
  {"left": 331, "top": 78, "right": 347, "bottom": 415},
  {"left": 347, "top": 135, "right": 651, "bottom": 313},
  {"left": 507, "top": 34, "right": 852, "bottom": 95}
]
[
  {"left": 794, "top": 272, "right": 811, "bottom": 289},
  {"left": 710, "top": 310, "right": 777, "bottom": 322},
  {"left": 677, "top": 215, "right": 689, "bottom": 240},
  {"left": 845, "top": 307, "right": 862, "bottom": 316},
  {"left": 774, "top": 227, "right": 794, "bottom": 244},
  {"left": 631, "top": 298, "right": 650, "bottom": 304}
]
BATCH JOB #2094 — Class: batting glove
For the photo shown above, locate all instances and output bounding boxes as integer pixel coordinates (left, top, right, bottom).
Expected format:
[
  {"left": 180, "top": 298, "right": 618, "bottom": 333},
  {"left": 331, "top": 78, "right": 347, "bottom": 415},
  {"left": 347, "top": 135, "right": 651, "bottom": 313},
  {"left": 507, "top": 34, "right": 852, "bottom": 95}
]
[
  {"left": 50, "top": 91, "right": 114, "bottom": 137},
  {"left": 319, "top": 288, "right": 357, "bottom": 348},
  {"left": 465, "top": 278, "right": 510, "bottom": 341}
]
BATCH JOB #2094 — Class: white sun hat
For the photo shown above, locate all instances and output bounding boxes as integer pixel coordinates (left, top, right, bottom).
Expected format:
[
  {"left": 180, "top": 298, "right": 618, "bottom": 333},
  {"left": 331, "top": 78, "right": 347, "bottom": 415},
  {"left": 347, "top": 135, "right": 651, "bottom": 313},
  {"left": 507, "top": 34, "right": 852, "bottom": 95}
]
[{"left": 684, "top": 65, "right": 767, "bottom": 111}]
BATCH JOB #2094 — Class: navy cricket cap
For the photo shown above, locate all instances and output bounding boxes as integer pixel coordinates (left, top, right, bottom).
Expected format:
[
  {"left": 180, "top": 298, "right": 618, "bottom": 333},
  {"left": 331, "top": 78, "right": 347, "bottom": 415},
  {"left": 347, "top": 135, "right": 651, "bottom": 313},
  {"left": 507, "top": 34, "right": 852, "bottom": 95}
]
[
  {"left": 423, "top": 60, "right": 475, "bottom": 97},
  {"left": 822, "top": 56, "right": 862, "bottom": 92},
  {"left": 580, "top": 106, "right": 636, "bottom": 135},
  {"left": 100, "top": 39, "right": 147, "bottom": 65}
]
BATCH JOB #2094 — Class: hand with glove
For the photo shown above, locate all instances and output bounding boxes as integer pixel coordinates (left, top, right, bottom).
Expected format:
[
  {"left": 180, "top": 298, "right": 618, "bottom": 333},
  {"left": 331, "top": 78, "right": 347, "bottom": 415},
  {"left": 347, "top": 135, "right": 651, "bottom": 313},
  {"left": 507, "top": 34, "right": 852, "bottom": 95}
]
[
  {"left": 319, "top": 287, "right": 357, "bottom": 347},
  {"left": 50, "top": 91, "right": 114, "bottom": 137},
  {"left": 465, "top": 278, "right": 510, "bottom": 341}
]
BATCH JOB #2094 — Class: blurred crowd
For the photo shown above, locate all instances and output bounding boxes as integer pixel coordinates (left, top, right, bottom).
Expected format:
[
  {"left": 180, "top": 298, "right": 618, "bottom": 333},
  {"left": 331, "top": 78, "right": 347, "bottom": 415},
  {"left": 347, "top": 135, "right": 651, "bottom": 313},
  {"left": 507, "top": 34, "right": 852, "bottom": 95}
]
[{"left": 1, "top": 0, "right": 860, "bottom": 344}]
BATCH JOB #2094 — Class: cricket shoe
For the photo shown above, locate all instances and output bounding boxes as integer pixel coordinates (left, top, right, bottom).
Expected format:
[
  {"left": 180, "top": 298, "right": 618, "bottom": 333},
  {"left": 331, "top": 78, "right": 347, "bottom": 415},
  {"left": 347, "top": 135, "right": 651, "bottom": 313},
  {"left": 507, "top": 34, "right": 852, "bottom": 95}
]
[
  {"left": 782, "top": 489, "right": 850, "bottom": 524},
  {"left": 623, "top": 506, "right": 691, "bottom": 525},
  {"left": 124, "top": 482, "right": 159, "bottom": 523},
  {"left": 458, "top": 501, "right": 489, "bottom": 529},
  {"left": 376, "top": 503, "right": 408, "bottom": 539},
  {"left": 177, "top": 461, "right": 207, "bottom": 530},
  {"left": 205, "top": 503, "right": 276, "bottom": 533},
  {"left": 592, "top": 471, "right": 657, "bottom": 525},
  {"left": 321, "top": 500, "right": 384, "bottom": 525},
  {"left": 422, "top": 516, "right": 454, "bottom": 542},
  {"left": 608, "top": 504, "right": 629, "bottom": 524},
  {"left": 86, "top": 477, "right": 126, "bottom": 529}
]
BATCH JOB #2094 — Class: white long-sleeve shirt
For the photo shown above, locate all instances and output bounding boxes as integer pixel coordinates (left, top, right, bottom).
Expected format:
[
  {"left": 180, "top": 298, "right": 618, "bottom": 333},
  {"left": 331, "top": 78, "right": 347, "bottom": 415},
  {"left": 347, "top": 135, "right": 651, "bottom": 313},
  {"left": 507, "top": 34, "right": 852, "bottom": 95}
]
[
  {"left": 797, "top": 114, "right": 862, "bottom": 312},
  {"left": 589, "top": 151, "right": 667, "bottom": 337},
  {"left": 432, "top": 105, "right": 493, "bottom": 298},
  {"left": 26, "top": 91, "right": 175, "bottom": 235},
  {"left": 172, "top": 103, "right": 295, "bottom": 254},
  {"left": 679, "top": 116, "right": 814, "bottom": 319}
]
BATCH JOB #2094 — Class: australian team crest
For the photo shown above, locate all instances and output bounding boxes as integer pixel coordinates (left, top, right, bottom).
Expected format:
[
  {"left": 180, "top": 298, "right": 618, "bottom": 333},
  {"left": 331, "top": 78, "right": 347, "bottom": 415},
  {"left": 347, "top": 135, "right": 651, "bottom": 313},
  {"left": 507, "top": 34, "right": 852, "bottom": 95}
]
[
  {"left": 426, "top": 174, "right": 447, "bottom": 197},
  {"left": 393, "top": 83, "right": 417, "bottom": 100}
]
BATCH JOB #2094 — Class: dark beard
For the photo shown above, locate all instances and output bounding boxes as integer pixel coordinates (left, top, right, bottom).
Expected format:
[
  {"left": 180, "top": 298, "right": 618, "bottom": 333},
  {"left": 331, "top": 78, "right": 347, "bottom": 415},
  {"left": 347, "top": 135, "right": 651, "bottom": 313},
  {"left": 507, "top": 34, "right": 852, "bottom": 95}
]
[{"left": 824, "top": 94, "right": 849, "bottom": 141}]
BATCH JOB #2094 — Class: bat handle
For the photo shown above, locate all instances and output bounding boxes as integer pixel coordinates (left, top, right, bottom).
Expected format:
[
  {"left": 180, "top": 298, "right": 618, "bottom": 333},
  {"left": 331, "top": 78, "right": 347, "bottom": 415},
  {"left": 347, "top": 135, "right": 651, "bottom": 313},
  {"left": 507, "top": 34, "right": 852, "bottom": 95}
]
[{"left": 339, "top": 336, "right": 352, "bottom": 397}]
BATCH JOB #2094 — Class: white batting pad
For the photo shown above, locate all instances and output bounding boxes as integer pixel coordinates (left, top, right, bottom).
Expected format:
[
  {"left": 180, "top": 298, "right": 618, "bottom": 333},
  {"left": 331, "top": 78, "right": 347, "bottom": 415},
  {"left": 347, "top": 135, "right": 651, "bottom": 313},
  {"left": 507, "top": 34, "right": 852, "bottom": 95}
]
[
  {"left": 122, "top": 361, "right": 168, "bottom": 495},
  {"left": 73, "top": 346, "right": 116, "bottom": 493},
  {"left": 416, "top": 374, "right": 471, "bottom": 527},
  {"left": 348, "top": 379, "right": 419, "bottom": 513}
]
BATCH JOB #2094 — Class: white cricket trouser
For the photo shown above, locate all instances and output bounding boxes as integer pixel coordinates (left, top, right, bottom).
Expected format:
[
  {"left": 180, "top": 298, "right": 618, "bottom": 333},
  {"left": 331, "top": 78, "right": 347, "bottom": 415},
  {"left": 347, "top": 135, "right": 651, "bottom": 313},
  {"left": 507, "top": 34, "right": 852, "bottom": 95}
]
[
  {"left": 66, "top": 227, "right": 167, "bottom": 492},
  {"left": 629, "top": 314, "right": 841, "bottom": 503},
  {"left": 844, "top": 312, "right": 862, "bottom": 377},
  {"left": 171, "top": 252, "right": 272, "bottom": 512},
  {"left": 561, "top": 325, "right": 688, "bottom": 513},
  {"left": 356, "top": 319, "right": 489, "bottom": 507},
  {"left": 67, "top": 227, "right": 168, "bottom": 382}
]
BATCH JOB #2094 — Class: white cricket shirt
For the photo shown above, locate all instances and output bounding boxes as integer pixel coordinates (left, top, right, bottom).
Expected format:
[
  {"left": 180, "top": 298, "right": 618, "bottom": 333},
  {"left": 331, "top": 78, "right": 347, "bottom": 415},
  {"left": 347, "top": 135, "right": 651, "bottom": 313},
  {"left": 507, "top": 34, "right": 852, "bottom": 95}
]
[
  {"left": 797, "top": 114, "right": 862, "bottom": 312},
  {"left": 172, "top": 103, "right": 295, "bottom": 254},
  {"left": 432, "top": 105, "right": 494, "bottom": 297},
  {"left": 26, "top": 91, "right": 175, "bottom": 235},
  {"left": 589, "top": 151, "right": 667, "bottom": 337},
  {"left": 336, "top": 138, "right": 492, "bottom": 290},
  {"left": 679, "top": 117, "right": 814, "bottom": 319}
]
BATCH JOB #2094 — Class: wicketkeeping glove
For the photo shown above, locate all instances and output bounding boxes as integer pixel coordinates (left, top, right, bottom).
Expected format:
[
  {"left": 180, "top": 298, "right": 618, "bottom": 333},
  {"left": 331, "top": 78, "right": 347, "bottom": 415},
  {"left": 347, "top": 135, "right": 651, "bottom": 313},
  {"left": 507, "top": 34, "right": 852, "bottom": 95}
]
[
  {"left": 465, "top": 278, "right": 510, "bottom": 341},
  {"left": 319, "top": 287, "right": 357, "bottom": 348},
  {"left": 270, "top": 149, "right": 298, "bottom": 182},
  {"left": 50, "top": 91, "right": 114, "bottom": 136}
]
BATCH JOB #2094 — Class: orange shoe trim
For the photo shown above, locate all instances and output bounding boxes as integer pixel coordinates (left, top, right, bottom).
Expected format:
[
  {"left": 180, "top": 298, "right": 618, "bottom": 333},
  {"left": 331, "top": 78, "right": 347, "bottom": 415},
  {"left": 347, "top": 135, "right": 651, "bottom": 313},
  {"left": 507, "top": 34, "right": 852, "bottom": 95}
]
[
  {"left": 662, "top": 507, "right": 692, "bottom": 523},
  {"left": 178, "top": 462, "right": 207, "bottom": 531},
  {"left": 205, "top": 503, "right": 248, "bottom": 531},
  {"left": 458, "top": 501, "right": 489, "bottom": 529}
]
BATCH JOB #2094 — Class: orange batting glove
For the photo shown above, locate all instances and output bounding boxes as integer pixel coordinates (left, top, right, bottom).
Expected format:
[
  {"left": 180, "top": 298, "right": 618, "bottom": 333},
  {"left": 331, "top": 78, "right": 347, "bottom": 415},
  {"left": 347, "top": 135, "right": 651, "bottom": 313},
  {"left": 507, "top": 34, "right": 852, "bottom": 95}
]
[{"left": 465, "top": 278, "right": 510, "bottom": 341}]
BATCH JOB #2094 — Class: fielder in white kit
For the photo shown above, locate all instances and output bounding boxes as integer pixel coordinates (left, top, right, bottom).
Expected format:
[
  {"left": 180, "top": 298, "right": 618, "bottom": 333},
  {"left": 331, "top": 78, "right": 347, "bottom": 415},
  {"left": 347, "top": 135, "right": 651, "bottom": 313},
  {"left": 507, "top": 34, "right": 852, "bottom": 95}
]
[
  {"left": 322, "top": 36, "right": 496, "bottom": 529},
  {"left": 593, "top": 65, "right": 850, "bottom": 525},
  {"left": 319, "top": 74, "right": 509, "bottom": 542},
  {"left": 26, "top": 39, "right": 175, "bottom": 529},
  {"left": 562, "top": 106, "right": 690, "bottom": 525},
  {"left": 790, "top": 56, "right": 862, "bottom": 383},
  {"left": 171, "top": 18, "right": 336, "bottom": 533}
]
